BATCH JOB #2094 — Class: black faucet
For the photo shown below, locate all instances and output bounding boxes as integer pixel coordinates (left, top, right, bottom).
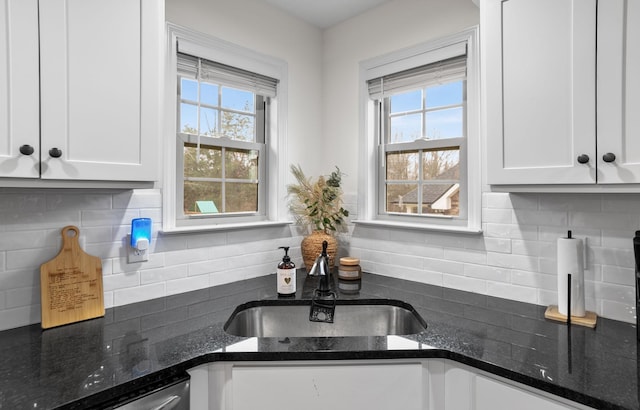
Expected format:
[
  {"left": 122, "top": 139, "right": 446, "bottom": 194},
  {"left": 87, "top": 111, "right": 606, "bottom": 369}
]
[
  {"left": 308, "top": 240, "right": 336, "bottom": 322},
  {"left": 309, "top": 240, "right": 331, "bottom": 296}
]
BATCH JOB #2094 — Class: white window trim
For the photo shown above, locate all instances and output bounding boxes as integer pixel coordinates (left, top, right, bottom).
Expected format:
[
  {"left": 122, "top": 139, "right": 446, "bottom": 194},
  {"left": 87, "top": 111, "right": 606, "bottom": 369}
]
[
  {"left": 163, "top": 23, "right": 290, "bottom": 233},
  {"left": 356, "top": 26, "right": 482, "bottom": 234}
]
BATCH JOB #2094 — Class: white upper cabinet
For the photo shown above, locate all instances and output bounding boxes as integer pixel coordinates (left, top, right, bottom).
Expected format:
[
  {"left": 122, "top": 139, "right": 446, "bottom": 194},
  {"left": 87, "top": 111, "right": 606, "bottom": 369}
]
[
  {"left": 483, "top": 0, "right": 639, "bottom": 188},
  {"left": 0, "top": 0, "right": 162, "bottom": 185},
  {"left": 597, "top": 0, "right": 640, "bottom": 183},
  {"left": 0, "top": 0, "right": 40, "bottom": 179}
]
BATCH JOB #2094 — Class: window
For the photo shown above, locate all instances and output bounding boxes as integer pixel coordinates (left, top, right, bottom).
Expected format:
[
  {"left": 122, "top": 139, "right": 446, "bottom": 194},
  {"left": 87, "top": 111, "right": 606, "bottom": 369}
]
[
  {"left": 358, "top": 28, "right": 480, "bottom": 232},
  {"left": 177, "top": 53, "right": 274, "bottom": 218},
  {"left": 164, "top": 24, "right": 289, "bottom": 232}
]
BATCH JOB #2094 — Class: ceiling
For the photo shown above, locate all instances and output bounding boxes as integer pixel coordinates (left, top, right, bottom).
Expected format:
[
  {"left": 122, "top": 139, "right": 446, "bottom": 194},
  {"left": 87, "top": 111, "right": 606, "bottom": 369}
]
[{"left": 262, "top": 0, "right": 392, "bottom": 29}]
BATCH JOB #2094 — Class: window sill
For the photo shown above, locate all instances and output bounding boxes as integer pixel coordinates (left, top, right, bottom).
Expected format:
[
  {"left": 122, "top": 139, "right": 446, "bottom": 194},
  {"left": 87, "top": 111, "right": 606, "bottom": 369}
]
[
  {"left": 161, "top": 220, "right": 292, "bottom": 234},
  {"left": 353, "top": 219, "right": 483, "bottom": 235}
]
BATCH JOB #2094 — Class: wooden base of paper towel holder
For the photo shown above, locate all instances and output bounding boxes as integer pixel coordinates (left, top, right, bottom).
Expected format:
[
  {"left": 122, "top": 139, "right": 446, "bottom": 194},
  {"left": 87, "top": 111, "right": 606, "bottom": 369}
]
[{"left": 544, "top": 305, "right": 597, "bottom": 328}]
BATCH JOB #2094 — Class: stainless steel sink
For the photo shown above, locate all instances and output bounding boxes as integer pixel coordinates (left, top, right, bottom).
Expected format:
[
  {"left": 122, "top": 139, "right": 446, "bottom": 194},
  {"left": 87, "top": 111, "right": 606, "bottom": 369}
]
[{"left": 224, "top": 299, "right": 427, "bottom": 337}]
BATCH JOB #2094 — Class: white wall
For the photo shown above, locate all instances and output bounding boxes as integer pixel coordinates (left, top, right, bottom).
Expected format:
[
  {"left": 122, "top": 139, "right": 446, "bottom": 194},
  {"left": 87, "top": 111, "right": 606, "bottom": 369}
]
[{"left": 0, "top": 0, "right": 637, "bottom": 331}]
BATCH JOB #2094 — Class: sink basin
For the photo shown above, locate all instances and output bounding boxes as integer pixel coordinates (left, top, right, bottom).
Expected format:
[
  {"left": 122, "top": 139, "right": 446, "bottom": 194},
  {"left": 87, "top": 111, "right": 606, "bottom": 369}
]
[{"left": 224, "top": 299, "right": 427, "bottom": 337}]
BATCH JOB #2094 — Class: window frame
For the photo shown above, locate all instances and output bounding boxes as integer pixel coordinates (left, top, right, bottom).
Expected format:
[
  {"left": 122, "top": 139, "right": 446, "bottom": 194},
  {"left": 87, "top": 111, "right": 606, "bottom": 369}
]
[
  {"left": 163, "top": 23, "right": 289, "bottom": 233},
  {"left": 357, "top": 27, "right": 481, "bottom": 233}
]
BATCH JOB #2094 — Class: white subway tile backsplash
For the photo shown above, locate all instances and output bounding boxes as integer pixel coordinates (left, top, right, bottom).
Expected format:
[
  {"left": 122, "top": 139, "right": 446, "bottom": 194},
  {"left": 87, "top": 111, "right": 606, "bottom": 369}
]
[
  {"left": 594, "top": 281, "right": 635, "bottom": 305},
  {"left": 5, "top": 286, "right": 38, "bottom": 309},
  {"left": 166, "top": 275, "right": 210, "bottom": 296},
  {"left": 485, "top": 222, "right": 538, "bottom": 240},
  {"left": 0, "top": 305, "right": 39, "bottom": 331},
  {"left": 463, "top": 264, "right": 510, "bottom": 282},
  {"left": 141, "top": 265, "right": 188, "bottom": 285},
  {"left": 114, "top": 282, "right": 166, "bottom": 306},
  {"left": 0, "top": 193, "right": 46, "bottom": 212},
  {"left": 602, "top": 265, "right": 635, "bottom": 286},
  {"left": 538, "top": 194, "right": 602, "bottom": 212},
  {"left": 486, "top": 281, "right": 537, "bottom": 304},
  {"left": 601, "top": 299, "right": 635, "bottom": 323},
  {"left": 189, "top": 259, "right": 230, "bottom": 276},
  {"left": 400, "top": 267, "right": 443, "bottom": 286},
  {"left": 1, "top": 186, "right": 640, "bottom": 330},
  {"left": 602, "top": 194, "right": 640, "bottom": 213},
  {"left": 164, "top": 247, "right": 211, "bottom": 267},
  {"left": 466, "top": 237, "right": 511, "bottom": 253},
  {"left": 0, "top": 210, "right": 81, "bottom": 231},
  {"left": 46, "top": 193, "right": 112, "bottom": 211},
  {"left": 423, "top": 257, "right": 464, "bottom": 275},
  {"left": 511, "top": 269, "right": 555, "bottom": 290},
  {"left": 444, "top": 248, "right": 487, "bottom": 265},
  {"left": 103, "top": 271, "right": 140, "bottom": 291},
  {"left": 513, "top": 209, "right": 567, "bottom": 227},
  {"left": 482, "top": 208, "right": 513, "bottom": 224},
  {"left": 443, "top": 273, "right": 486, "bottom": 294},
  {"left": 570, "top": 211, "right": 639, "bottom": 231},
  {"left": 486, "top": 252, "right": 539, "bottom": 272},
  {"left": 81, "top": 209, "right": 140, "bottom": 227},
  {"left": 6, "top": 248, "right": 57, "bottom": 270},
  {"left": 113, "top": 189, "right": 162, "bottom": 209}
]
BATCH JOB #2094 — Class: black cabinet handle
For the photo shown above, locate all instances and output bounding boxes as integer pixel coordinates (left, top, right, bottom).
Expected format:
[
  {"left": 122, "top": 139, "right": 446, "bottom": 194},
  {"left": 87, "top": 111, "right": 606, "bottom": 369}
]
[
  {"left": 49, "top": 148, "right": 62, "bottom": 158},
  {"left": 19, "top": 145, "right": 34, "bottom": 156},
  {"left": 577, "top": 154, "right": 589, "bottom": 164},
  {"left": 603, "top": 152, "right": 616, "bottom": 163}
]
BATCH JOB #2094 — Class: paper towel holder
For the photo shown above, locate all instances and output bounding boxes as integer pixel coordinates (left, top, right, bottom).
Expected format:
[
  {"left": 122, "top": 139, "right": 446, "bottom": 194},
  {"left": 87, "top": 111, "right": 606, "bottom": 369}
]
[{"left": 544, "top": 230, "right": 598, "bottom": 328}]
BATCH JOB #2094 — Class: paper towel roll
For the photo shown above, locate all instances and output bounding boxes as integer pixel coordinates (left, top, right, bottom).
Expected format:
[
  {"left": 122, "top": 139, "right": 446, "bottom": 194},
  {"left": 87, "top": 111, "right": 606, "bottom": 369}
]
[{"left": 557, "top": 235, "right": 585, "bottom": 317}]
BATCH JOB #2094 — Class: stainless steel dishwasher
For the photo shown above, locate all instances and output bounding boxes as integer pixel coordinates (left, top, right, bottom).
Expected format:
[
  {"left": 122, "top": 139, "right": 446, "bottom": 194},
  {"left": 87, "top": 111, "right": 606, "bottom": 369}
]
[{"left": 114, "top": 378, "right": 189, "bottom": 410}]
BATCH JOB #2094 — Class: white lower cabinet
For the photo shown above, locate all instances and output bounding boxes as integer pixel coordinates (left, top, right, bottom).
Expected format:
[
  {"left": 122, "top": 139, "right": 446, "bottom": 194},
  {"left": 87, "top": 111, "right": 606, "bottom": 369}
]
[{"left": 188, "top": 359, "right": 594, "bottom": 410}]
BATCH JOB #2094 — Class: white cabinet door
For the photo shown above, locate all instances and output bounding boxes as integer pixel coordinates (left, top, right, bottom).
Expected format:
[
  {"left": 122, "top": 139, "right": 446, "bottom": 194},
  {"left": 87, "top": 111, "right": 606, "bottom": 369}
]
[
  {"left": 597, "top": 0, "right": 640, "bottom": 183},
  {"left": 232, "top": 362, "right": 425, "bottom": 410},
  {"left": 38, "top": 0, "right": 161, "bottom": 181},
  {"left": 0, "top": 0, "right": 40, "bottom": 178},
  {"left": 483, "top": 0, "right": 597, "bottom": 185},
  {"left": 475, "top": 374, "right": 579, "bottom": 410}
]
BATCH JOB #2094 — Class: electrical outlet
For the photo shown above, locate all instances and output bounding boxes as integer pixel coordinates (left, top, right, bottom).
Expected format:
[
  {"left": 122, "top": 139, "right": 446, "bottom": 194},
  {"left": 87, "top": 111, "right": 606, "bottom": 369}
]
[{"left": 127, "top": 234, "right": 148, "bottom": 263}]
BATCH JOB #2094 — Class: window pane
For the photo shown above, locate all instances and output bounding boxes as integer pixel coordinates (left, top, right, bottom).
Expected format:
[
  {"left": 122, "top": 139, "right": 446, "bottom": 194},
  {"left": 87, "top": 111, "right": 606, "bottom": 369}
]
[
  {"left": 181, "top": 78, "right": 198, "bottom": 101},
  {"left": 184, "top": 181, "right": 222, "bottom": 215},
  {"left": 200, "top": 82, "right": 218, "bottom": 106},
  {"left": 425, "top": 107, "right": 463, "bottom": 139},
  {"left": 386, "top": 183, "right": 418, "bottom": 213},
  {"left": 225, "top": 149, "right": 259, "bottom": 180},
  {"left": 184, "top": 144, "right": 222, "bottom": 178},
  {"left": 423, "top": 148, "right": 460, "bottom": 180},
  {"left": 199, "top": 108, "right": 218, "bottom": 136},
  {"left": 423, "top": 148, "right": 460, "bottom": 216},
  {"left": 226, "top": 182, "right": 258, "bottom": 212},
  {"left": 221, "top": 87, "right": 255, "bottom": 113},
  {"left": 426, "top": 81, "right": 463, "bottom": 108},
  {"left": 390, "top": 113, "right": 421, "bottom": 142},
  {"left": 390, "top": 90, "right": 422, "bottom": 113},
  {"left": 180, "top": 103, "right": 198, "bottom": 134},
  {"left": 221, "top": 111, "right": 255, "bottom": 141},
  {"left": 386, "top": 151, "right": 418, "bottom": 180}
]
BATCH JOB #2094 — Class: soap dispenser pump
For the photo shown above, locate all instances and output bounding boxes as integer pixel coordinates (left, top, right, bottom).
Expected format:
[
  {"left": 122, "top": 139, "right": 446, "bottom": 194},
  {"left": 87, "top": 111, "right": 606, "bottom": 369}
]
[{"left": 277, "top": 246, "right": 296, "bottom": 297}]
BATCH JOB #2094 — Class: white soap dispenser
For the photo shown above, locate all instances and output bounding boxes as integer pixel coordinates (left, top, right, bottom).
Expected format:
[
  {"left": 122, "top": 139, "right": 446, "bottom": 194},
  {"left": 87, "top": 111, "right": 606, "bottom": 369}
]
[{"left": 277, "top": 246, "right": 296, "bottom": 296}]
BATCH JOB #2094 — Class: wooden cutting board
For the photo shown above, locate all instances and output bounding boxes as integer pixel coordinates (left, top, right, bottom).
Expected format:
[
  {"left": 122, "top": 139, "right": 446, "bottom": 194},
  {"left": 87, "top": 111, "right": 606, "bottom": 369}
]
[{"left": 40, "top": 226, "right": 104, "bottom": 329}]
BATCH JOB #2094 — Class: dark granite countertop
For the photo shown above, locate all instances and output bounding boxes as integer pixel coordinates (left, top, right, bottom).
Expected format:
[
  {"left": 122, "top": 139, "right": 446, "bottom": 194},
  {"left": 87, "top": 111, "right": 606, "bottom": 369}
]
[{"left": 0, "top": 271, "right": 637, "bottom": 409}]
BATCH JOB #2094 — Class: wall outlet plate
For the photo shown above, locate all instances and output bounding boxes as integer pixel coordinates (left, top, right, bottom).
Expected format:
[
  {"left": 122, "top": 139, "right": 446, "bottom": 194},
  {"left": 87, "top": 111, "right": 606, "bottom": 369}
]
[{"left": 127, "top": 234, "right": 148, "bottom": 263}]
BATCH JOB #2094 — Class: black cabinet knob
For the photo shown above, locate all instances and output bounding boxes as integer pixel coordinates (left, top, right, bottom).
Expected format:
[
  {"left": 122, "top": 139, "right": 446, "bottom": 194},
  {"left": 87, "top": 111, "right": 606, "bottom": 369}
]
[
  {"left": 49, "top": 148, "right": 62, "bottom": 158},
  {"left": 19, "top": 145, "right": 34, "bottom": 156},
  {"left": 603, "top": 152, "right": 616, "bottom": 163},
  {"left": 577, "top": 154, "right": 589, "bottom": 164}
]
